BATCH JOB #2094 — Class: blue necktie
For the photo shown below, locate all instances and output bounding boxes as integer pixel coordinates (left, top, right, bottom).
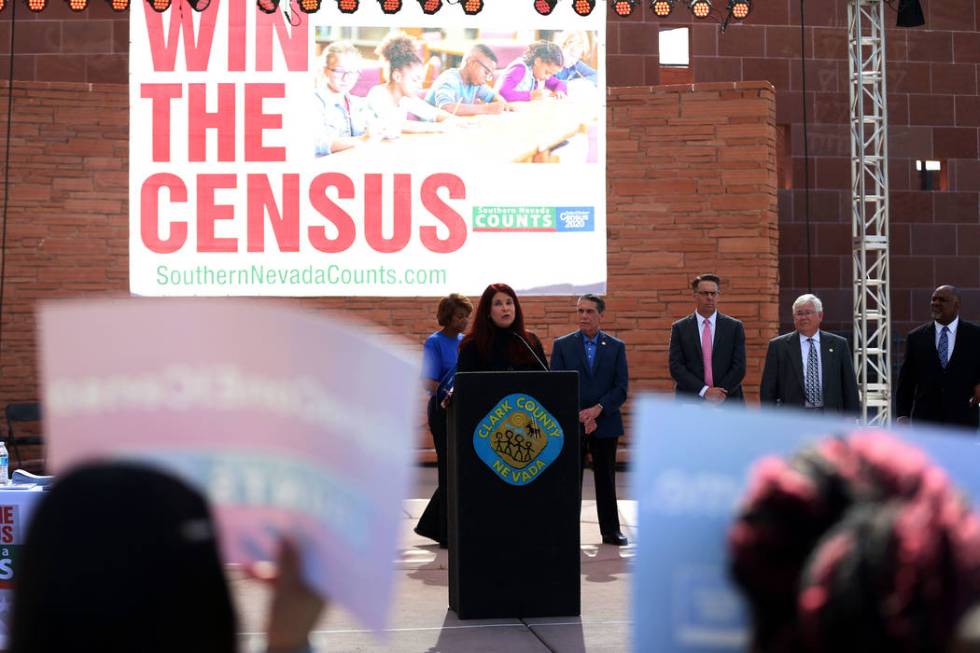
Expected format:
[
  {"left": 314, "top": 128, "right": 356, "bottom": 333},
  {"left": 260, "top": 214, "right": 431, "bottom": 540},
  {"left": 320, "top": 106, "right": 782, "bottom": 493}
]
[
  {"left": 585, "top": 338, "right": 595, "bottom": 369},
  {"left": 938, "top": 326, "right": 949, "bottom": 369}
]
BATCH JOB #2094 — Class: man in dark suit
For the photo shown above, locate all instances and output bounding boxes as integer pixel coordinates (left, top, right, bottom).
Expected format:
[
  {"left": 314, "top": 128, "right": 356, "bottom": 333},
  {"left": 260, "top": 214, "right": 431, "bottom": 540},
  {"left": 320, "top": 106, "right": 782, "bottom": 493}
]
[
  {"left": 896, "top": 285, "right": 980, "bottom": 429},
  {"left": 668, "top": 273, "right": 746, "bottom": 403},
  {"left": 760, "top": 293, "right": 860, "bottom": 414},
  {"left": 551, "top": 294, "right": 629, "bottom": 546}
]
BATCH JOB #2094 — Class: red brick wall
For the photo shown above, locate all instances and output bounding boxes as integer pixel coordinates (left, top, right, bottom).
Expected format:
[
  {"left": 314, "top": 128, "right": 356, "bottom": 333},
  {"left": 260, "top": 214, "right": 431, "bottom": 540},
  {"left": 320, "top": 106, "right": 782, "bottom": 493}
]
[
  {"left": 0, "top": 78, "right": 778, "bottom": 460},
  {"left": 606, "top": 4, "right": 980, "bottom": 337},
  {"left": 4, "top": 8, "right": 977, "bottom": 334},
  {"left": 0, "top": 8, "right": 128, "bottom": 84}
]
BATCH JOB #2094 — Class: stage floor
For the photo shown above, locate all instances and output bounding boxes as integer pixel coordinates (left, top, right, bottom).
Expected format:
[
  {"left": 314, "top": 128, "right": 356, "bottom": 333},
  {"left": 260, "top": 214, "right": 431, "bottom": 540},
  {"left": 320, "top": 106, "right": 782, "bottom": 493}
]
[{"left": 230, "top": 467, "right": 635, "bottom": 652}]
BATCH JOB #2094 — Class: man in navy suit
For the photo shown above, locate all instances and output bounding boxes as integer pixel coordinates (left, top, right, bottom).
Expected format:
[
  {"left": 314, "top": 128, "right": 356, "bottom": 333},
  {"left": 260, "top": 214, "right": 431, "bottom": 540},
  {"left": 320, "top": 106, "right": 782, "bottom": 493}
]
[
  {"left": 896, "top": 285, "right": 980, "bottom": 429},
  {"left": 668, "top": 273, "right": 746, "bottom": 403},
  {"left": 551, "top": 294, "right": 630, "bottom": 546}
]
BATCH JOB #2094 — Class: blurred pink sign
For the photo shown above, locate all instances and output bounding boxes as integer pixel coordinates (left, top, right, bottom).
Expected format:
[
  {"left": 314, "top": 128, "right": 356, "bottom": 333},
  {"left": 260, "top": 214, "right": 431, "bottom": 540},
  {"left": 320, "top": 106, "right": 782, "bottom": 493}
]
[{"left": 38, "top": 299, "right": 419, "bottom": 631}]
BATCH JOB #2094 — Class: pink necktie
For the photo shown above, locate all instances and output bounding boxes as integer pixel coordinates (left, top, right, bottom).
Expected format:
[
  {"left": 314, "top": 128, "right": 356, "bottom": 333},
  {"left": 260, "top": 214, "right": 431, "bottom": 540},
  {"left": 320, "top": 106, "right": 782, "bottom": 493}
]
[{"left": 702, "top": 319, "right": 714, "bottom": 387}]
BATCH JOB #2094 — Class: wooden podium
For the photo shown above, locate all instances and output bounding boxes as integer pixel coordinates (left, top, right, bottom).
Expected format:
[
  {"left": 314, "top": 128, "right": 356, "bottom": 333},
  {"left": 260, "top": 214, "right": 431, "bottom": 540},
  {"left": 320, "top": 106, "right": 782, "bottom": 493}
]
[{"left": 447, "top": 370, "right": 580, "bottom": 619}]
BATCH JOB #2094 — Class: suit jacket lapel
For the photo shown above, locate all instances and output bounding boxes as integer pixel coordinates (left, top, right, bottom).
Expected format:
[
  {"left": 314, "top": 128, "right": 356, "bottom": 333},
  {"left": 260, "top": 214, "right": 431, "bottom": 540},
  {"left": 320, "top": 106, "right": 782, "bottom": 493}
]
[
  {"left": 574, "top": 333, "right": 589, "bottom": 374},
  {"left": 689, "top": 315, "right": 703, "bottom": 359},
  {"left": 790, "top": 333, "right": 805, "bottom": 393},
  {"left": 926, "top": 324, "right": 945, "bottom": 371},
  {"left": 688, "top": 314, "right": 707, "bottom": 382},
  {"left": 820, "top": 331, "right": 834, "bottom": 394},
  {"left": 713, "top": 314, "right": 728, "bottom": 367},
  {"left": 590, "top": 330, "right": 606, "bottom": 375}
]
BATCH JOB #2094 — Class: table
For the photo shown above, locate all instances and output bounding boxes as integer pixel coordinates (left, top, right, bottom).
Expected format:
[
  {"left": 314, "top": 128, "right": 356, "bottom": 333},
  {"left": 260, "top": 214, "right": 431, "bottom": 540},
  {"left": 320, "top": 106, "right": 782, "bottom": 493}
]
[
  {"left": 0, "top": 485, "right": 46, "bottom": 649},
  {"left": 330, "top": 97, "right": 598, "bottom": 166}
]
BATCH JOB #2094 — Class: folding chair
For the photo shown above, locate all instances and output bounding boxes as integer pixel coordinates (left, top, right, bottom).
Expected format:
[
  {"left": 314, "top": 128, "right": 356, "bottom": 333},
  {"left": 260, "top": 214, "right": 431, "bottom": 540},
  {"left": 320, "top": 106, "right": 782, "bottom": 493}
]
[{"left": 4, "top": 401, "right": 43, "bottom": 473}]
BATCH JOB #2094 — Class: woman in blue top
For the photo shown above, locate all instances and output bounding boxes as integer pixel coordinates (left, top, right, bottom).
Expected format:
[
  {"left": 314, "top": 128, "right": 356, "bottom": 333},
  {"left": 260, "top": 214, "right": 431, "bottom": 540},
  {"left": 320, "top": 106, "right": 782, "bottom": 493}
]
[{"left": 415, "top": 293, "right": 473, "bottom": 547}]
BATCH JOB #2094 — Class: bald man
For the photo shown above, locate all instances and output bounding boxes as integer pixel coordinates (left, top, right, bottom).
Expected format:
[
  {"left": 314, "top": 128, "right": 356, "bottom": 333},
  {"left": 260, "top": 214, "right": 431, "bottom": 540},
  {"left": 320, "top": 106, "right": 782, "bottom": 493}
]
[{"left": 896, "top": 285, "right": 980, "bottom": 429}]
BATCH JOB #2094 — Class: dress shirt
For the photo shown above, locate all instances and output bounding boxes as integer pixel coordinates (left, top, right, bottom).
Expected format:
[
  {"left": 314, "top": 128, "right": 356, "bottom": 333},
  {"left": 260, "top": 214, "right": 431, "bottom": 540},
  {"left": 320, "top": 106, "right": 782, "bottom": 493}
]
[
  {"left": 799, "top": 331, "right": 823, "bottom": 407},
  {"left": 697, "top": 311, "right": 717, "bottom": 397},
  {"left": 581, "top": 331, "right": 599, "bottom": 369},
  {"left": 934, "top": 317, "right": 959, "bottom": 360}
]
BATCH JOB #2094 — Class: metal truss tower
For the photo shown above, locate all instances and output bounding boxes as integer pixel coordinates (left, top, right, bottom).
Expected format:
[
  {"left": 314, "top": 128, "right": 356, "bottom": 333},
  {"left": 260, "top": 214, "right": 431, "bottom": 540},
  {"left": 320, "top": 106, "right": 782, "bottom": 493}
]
[{"left": 848, "top": 0, "right": 892, "bottom": 425}]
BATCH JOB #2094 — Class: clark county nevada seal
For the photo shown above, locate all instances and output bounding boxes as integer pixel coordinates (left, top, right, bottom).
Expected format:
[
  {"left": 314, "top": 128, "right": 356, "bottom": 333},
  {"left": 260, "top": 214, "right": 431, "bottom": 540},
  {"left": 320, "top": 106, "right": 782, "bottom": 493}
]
[{"left": 473, "top": 393, "right": 564, "bottom": 486}]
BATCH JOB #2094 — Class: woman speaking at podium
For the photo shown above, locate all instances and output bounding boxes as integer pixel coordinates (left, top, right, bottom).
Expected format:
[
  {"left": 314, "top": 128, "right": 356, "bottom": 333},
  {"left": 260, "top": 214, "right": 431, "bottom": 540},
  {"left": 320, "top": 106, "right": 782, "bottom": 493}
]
[{"left": 457, "top": 283, "right": 548, "bottom": 373}]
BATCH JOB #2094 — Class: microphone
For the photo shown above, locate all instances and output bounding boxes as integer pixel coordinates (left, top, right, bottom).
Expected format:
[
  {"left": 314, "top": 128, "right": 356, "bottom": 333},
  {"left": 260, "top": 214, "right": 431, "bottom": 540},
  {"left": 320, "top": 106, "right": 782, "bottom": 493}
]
[{"left": 512, "top": 332, "right": 549, "bottom": 371}]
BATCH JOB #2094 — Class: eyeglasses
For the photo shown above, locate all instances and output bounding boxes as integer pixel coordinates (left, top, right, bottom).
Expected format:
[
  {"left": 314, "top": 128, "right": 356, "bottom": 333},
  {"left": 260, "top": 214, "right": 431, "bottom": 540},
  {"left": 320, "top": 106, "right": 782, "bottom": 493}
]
[
  {"left": 695, "top": 291, "right": 718, "bottom": 297},
  {"left": 327, "top": 68, "right": 360, "bottom": 80},
  {"left": 471, "top": 59, "right": 495, "bottom": 78},
  {"left": 794, "top": 310, "right": 817, "bottom": 317}
]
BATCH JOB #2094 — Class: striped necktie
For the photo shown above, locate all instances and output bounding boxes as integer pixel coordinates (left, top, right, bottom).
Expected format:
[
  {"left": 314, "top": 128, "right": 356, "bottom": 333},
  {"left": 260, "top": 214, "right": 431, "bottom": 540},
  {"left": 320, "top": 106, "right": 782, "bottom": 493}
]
[
  {"left": 938, "top": 326, "right": 949, "bottom": 369},
  {"left": 805, "top": 338, "right": 822, "bottom": 406}
]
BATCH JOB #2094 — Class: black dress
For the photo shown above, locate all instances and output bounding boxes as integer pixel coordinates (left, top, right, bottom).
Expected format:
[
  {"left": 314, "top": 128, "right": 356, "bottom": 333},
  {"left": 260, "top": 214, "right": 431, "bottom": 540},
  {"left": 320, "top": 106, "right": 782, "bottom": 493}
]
[{"left": 456, "top": 327, "right": 548, "bottom": 372}]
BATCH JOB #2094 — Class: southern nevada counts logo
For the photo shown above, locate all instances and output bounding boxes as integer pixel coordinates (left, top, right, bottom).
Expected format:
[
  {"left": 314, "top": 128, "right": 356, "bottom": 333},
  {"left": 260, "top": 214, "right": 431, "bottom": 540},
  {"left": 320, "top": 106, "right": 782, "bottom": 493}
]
[{"left": 473, "top": 393, "right": 564, "bottom": 486}]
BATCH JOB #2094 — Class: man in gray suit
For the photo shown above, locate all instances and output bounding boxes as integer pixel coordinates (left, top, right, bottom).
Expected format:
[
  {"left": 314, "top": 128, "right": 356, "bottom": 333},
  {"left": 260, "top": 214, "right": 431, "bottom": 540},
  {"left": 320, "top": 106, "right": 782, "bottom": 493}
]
[
  {"left": 760, "top": 293, "right": 860, "bottom": 414},
  {"left": 668, "top": 273, "right": 746, "bottom": 403}
]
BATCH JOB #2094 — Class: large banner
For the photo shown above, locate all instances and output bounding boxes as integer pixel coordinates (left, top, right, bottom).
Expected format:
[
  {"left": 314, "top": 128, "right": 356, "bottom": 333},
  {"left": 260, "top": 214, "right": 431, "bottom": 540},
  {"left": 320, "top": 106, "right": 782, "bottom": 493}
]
[{"left": 130, "top": 2, "right": 606, "bottom": 296}]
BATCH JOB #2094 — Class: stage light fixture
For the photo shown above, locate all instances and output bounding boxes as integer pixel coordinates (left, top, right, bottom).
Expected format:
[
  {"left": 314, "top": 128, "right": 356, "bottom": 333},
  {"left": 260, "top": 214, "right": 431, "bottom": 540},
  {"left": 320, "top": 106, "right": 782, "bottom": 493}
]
[
  {"left": 377, "top": 0, "right": 399, "bottom": 11},
  {"left": 67, "top": 0, "right": 87, "bottom": 10},
  {"left": 534, "top": 0, "right": 556, "bottom": 14},
  {"left": 257, "top": 0, "right": 278, "bottom": 11},
  {"left": 297, "top": 0, "right": 319, "bottom": 10},
  {"left": 187, "top": 0, "right": 211, "bottom": 9},
  {"left": 461, "top": 0, "right": 482, "bottom": 13},
  {"left": 728, "top": 0, "right": 749, "bottom": 18},
  {"left": 418, "top": 0, "right": 441, "bottom": 13},
  {"left": 572, "top": 0, "right": 594, "bottom": 15},
  {"left": 651, "top": 0, "right": 673, "bottom": 16},
  {"left": 26, "top": 0, "right": 46, "bottom": 11},
  {"left": 612, "top": 0, "right": 635, "bottom": 15},
  {"left": 108, "top": 0, "right": 129, "bottom": 10},
  {"left": 336, "top": 0, "right": 357, "bottom": 10},
  {"left": 145, "top": 0, "right": 169, "bottom": 10},
  {"left": 689, "top": 0, "right": 710, "bottom": 18}
]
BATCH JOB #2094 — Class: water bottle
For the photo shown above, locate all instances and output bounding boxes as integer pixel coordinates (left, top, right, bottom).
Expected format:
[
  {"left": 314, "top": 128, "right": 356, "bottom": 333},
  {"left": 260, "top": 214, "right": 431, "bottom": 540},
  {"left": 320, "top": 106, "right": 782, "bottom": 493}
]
[{"left": 0, "top": 442, "right": 8, "bottom": 486}]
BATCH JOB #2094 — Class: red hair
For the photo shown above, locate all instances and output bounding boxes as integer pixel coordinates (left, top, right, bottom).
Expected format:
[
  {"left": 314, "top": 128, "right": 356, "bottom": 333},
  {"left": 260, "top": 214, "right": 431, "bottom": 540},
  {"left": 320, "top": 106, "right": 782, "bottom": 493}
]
[{"left": 459, "top": 283, "right": 537, "bottom": 365}]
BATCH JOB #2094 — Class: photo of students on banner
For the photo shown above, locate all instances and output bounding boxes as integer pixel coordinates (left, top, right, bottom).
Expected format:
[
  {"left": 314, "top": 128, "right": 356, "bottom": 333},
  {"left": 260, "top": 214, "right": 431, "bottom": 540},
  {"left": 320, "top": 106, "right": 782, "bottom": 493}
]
[{"left": 311, "top": 26, "right": 600, "bottom": 164}]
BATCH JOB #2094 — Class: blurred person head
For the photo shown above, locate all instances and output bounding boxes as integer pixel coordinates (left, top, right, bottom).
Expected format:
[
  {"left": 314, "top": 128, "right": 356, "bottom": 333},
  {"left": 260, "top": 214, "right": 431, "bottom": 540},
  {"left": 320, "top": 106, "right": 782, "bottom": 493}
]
[
  {"left": 792, "top": 294, "right": 824, "bottom": 338},
  {"left": 461, "top": 283, "right": 537, "bottom": 366},
  {"left": 10, "top": 462, "right": 236, "bottom": 653},
  {"left": 377, "top": 32, "right": 424, "bottom": 98},
  {"left": 521, "top": 41, "right": 563, "bottom": 82},
  {"left": 557, "top": 30, "right": 591, "bottom": 67},
  {"left": 461, "top": 44, "right": 498, "bottom": 86},
  {"left": 692, "top": 273, "right": 721, "bottom": 318},
  {"left": 729, "top": 433, "right": 980, "bottom": 653},
  {"left": 931, "top": 285, "right": 960, "bottom": 326},
  {"left": 321, "top": 40, "right": 361, "bottom": 95},
  {"left": 436, "top": 293, "right": 473, "bottom": 334}
]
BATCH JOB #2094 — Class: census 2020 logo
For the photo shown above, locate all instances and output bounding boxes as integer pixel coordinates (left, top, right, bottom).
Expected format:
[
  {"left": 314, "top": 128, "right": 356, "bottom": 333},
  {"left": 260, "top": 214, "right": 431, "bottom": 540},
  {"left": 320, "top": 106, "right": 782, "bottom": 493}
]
[{"left": 473, "top": 393, "right": 564, "bottom": 486}]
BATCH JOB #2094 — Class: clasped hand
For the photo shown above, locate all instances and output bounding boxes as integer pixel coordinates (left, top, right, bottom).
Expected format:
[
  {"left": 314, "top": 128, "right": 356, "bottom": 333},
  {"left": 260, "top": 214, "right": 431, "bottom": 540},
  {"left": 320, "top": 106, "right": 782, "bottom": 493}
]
[{"left": 579, "top": 404, "right": 601, "bottom": 435}]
